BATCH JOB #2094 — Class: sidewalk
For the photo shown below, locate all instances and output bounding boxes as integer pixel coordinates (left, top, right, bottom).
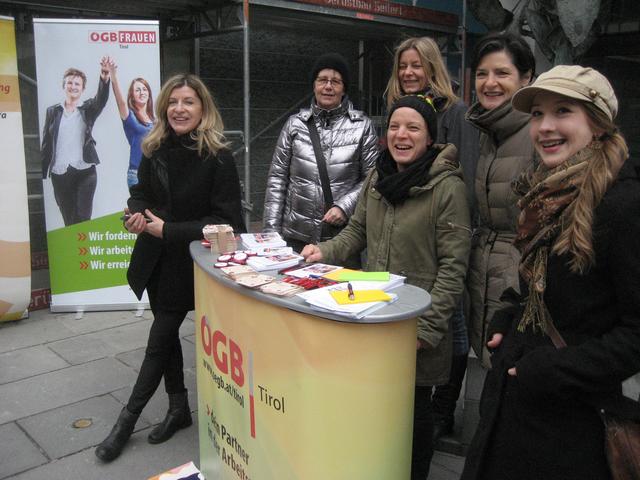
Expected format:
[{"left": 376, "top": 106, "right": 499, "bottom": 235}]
[{"left": 0, "top": 309, "right": 465, "bottom": 480}]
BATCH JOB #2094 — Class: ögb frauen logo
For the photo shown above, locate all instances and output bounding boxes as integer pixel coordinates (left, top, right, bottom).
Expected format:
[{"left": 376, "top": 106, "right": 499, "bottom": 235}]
[{"left": 88, "top": 31, "right": 157, "bottom": 44}]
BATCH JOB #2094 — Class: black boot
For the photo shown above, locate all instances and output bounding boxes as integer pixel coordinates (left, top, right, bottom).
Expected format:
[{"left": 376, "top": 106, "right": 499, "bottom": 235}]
[
  {"left": 95, "top": 407, "right": 139, "bottom": 462},
  {"left": 148, "top": 391, "right": 192, "bottom": 444},
  {"left": 432, "top": 354, "right": 468, "bottom": 441}
]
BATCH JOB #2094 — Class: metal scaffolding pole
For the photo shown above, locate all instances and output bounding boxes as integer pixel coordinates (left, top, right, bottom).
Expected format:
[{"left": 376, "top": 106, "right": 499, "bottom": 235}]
[{"left": 242, "top": 0, "right": 251, "bottom": 230}]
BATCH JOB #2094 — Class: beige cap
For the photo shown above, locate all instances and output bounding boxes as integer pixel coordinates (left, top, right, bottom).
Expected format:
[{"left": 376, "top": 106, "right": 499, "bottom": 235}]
[{"left": 512, "top": 65, "right": 618, "bottom": 120}]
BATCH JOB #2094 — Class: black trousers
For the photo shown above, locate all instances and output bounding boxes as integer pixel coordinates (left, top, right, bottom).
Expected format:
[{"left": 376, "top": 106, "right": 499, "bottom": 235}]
[
  {"left": 412, "top": 385, "right": 435, "bottom": 480},
  {"left": 126, "top": 275, "right": 188, "bottom": 415},
  {"left": 50, "top": 165, "right": 97, "bottom": 226}
]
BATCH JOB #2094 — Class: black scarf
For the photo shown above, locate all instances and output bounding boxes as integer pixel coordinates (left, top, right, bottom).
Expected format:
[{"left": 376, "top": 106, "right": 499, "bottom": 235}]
[{"left": 374, "top": 147, "right": 438, "bottom": 205}]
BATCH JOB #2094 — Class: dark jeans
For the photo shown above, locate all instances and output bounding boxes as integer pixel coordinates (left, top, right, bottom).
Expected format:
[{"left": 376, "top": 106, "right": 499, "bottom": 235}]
[
  {"left": 50, "top": 165, "right": 97, "bottom": 226},
  {"left": 412, "top": 385, "right": 435, "bottom": 480},
  {"left": 126, "top": 275, "right": 188, "bottom": 415}
]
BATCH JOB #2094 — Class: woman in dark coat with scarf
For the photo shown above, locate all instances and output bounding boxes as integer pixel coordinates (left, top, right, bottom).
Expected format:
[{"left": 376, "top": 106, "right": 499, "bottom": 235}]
[
  {"left": 461, "top": 66, "right": 640, "bottom": 480},
  {"left": 95, "top": 74, "right": 245, "bottom": 462}
]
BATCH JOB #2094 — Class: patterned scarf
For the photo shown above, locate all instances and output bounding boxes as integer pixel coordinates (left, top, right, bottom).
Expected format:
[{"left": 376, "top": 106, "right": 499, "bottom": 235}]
[{"left": 513, "top": 147, "right": 595, "bottom": 333}]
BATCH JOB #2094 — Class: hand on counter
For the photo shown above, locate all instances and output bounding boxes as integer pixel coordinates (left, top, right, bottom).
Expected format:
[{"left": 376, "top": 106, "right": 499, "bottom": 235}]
[{"left": 301, "top": 244, "right": 323, "bottom": 263}]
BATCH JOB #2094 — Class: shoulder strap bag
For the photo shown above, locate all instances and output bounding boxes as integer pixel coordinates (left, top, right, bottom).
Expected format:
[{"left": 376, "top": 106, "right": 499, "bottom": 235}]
[
  {"left": 307, "top": 116, "right": 343, "bottom": 239},
  {"left": 545, "top": 319, "right": 640, "bottom": 480}
]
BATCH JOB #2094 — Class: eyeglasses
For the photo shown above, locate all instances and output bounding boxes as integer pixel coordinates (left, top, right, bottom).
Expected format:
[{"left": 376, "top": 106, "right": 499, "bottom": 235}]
[{"left": 315, "top": 77, "right": 343, "bottom": 87}]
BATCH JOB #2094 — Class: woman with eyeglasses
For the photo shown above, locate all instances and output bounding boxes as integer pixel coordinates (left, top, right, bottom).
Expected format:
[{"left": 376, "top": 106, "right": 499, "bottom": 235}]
[
  {"left": 263, "top": 53, "right": 378, "bottom": 261},
  {"left": 385, "top": 36, "right": 480, "bottom": 441}
]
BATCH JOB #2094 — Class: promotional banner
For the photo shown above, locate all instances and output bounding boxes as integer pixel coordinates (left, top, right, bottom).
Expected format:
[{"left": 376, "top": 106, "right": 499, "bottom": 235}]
[
  {"left": 0, "top": 16, "right": 31, "bottom": 322},
  {"left": 194, "top": 266, "right": 418, "bottom": 480},
  {"left": 33, "top": 19, "right": 160, "bottom": 312}
]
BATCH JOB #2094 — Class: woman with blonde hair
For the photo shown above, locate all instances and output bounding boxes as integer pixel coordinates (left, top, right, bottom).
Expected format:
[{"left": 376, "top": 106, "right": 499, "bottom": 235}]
[
  {"left": 461, "top": 65, "right": 640, "bottom": 480},
  {"left": 386, "top": 36, "right": 479, "bottom": 439},
  {"left": 95, "top": 74, "right": 245, "bottom": 462}
]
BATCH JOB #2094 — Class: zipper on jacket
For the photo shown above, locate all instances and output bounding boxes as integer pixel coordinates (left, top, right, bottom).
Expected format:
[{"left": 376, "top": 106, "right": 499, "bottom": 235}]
[{"left": 447, "top": 221, "right": 472, "bottom": 234}]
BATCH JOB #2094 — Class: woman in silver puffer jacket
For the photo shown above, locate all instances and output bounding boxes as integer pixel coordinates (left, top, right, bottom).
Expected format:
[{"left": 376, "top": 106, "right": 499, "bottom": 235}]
[{"left": 263, "top": 53, "right": 378, "bottom": 251}]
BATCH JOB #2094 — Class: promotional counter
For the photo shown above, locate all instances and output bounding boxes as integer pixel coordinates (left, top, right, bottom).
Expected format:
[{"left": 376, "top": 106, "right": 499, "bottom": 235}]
[{"left": 191, "top": 242, "right": 431, "bottom": 480}]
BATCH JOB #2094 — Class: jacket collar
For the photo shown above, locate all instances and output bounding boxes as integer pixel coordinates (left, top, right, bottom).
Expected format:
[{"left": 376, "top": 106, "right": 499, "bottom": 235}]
[
  {"left": 466, "top": 100, "right": 530, "bottom": 144},
  {"left": 298, "top": 97, "right": 363, "bottom": 123}
]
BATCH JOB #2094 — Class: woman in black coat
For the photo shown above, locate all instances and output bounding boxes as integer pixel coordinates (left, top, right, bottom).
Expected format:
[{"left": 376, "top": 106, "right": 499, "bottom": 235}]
[
  {"left": 95, "top": 74, "right": 245, "bottom": 462},
  {"left": 461, "top": 65, "right": 640, "bottom": 479}
]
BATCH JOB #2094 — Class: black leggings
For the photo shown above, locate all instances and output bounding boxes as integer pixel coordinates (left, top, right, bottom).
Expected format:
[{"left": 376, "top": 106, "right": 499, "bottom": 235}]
[
  {"left": 126, "top": 278, "right": 188, "bottom": 415},
  {"left": 412, "top": 385, "right": 435, "bottom": 480}
]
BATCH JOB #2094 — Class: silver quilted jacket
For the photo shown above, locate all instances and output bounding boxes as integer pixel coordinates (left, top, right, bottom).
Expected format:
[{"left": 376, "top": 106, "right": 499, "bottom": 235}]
[{"left": 263, "top": 99, "right": 378, "bottom": 243}]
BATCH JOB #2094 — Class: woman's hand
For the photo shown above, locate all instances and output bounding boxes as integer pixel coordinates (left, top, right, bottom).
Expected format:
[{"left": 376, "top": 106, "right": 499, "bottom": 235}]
[
  {"left": 144, "top": 209, "right": 164, "bottom": 238},
  {"left": 322, "top": 206, "right": 347, "bottom": 226},
  {"left": 123, "top": 208, "right": 146, "bottom": 234},
  {"left": 486, "top": 333, "right": 517, "bottom": 376},
  {"left": 301, "top": 244, "right": 323, "bottom": 263}
]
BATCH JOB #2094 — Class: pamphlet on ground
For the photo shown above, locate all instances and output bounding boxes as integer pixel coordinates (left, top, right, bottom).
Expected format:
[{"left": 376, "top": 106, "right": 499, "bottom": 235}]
[{"left": 147, "top": 461, "right": 204, "bottom": 480}]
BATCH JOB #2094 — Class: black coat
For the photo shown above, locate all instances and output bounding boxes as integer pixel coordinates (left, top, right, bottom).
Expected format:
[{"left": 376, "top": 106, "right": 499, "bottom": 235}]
[
  {"left": 462, "top": 156, "right": 640, "bottom": 480},
  {"left": 127, "top": 134, "right": 246, "bottom": 311},
  {"left": 41, "top": 77, "right": 109, "bottom": 178}
]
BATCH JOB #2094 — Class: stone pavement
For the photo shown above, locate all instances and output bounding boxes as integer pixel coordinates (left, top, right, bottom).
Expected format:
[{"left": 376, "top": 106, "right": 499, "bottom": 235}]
[{"left": 0, "top": 309, "right": 466, "bottom": 480}]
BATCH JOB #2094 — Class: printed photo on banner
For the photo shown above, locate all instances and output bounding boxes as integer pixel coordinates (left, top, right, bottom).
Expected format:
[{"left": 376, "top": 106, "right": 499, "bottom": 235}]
[{"left": 34, "top": 19, "right": 160, "bottom": 311}]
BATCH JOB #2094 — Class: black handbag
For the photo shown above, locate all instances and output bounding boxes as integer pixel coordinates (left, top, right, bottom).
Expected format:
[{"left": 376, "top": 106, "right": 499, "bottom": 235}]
[
  {"left": 545, "top": 320, "right": 640, "bottom": 480},
  {"left": 306, "top": 116, "right": 344, "bottom": 239}
]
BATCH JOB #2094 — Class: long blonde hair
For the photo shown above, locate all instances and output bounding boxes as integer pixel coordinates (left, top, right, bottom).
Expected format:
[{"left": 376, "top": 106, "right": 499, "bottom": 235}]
[
  {"left": 142, "top": 74, "right": 227, "bottom": 158},
  {"left": 553, "top": 102, "right": 628, "bottom": 273},
  {"left": 385, "top": 37, "right": 458, "bottom": 111}
]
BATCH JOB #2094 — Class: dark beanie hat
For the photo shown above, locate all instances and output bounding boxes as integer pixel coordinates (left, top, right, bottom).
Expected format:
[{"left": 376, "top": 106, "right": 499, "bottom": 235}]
[
  {"left": 310, "top": 53, "right": 350, "bottom": 91},
  {"left": 388, "top": 95, "right": 438, "bottom": 141}
]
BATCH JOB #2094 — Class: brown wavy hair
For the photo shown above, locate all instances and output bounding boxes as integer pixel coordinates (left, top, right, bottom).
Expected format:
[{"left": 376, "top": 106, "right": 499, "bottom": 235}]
[
  {"left": 385, "top": 37, "right": 458, "bottom": 111},
  {"left": 553, "top": 102, "right": 628, "bottom": 273},
  {"left": 127, "top": 77, "right": 155, "bottom": 124},
  {"left": 142, "top": 73, "right": 227, "bottom": 158}
]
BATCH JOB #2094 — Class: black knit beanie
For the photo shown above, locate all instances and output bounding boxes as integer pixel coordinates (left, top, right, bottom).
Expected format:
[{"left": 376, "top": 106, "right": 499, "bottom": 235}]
[
  {"left": 388, "top": 95, "right": 438, "bottom": 141},
  {"left": 310, "top": 53, "right": 350, "bottom": 91}
]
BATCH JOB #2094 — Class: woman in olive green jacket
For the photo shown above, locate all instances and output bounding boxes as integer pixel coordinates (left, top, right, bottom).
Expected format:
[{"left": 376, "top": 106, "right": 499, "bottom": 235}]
[{"left": 303, "top": 95, "right": 470, "bottom": 480}]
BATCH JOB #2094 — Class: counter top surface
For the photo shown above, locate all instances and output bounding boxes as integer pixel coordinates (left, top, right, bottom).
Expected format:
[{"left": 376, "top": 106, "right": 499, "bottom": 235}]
[{"left": 191, "top": 241, "right": 431, "bottom": 324}]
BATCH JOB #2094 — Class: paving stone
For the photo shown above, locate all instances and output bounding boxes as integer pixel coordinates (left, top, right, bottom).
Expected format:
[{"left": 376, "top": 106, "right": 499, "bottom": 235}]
[
  {"left": 0, "top": 311, "right": 75, "bottom": 354},
  {"left": 17, "top": 395, "right": 149, "bottom": 460},
  {"left": 47, "top": 321, "right": 153, "bottom": 365},
  {"left": 0, "top": 358, "right": 138, "bottom": 424},
  {"left": 0, "top": 422, "right": 48, "bottom": 479},
  {"left": 430, "top": 451, "right": 466, "bottom": 480},
  {"left": 59, "top": 309, "right": 152, "bottom": 335},
  {"left": 7, "top": 426, "right": 199, "bottom": 480},
  {"left": 0, "top": 345, "right": 69, "bottom": 385}
]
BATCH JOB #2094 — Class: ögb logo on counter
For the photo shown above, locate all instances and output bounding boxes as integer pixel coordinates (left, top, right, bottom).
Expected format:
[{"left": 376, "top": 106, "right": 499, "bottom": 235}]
[
  {"left": 200, "top": 315, "right": 244, "bottom": 387},
  {"left": 88, "top": 31, "right": 157, "bottom": 44}
]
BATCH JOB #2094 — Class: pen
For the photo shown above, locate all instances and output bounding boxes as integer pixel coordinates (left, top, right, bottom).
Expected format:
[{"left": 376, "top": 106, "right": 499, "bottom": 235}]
[{"left": 347, "top": 282, "right": 355, "bottom": 301}]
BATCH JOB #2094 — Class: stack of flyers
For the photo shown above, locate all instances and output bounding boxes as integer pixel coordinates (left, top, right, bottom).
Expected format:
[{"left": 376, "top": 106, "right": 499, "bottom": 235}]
[
  {"left": 297, "top": 283, "right": 398, "bottom": 319},
  {"left": 254, "top": 246, "right": 293, "bottom": 257},
  {"left": 285, "top": 263, "right": 344, "bottom": 279},
  {"left": 246, "top": 253, "right": 303, "bottom": 272},
  {"left": 234, "top": 273, "right": 275, "bottom": 289},
  {"left": 259, "top": 281, "right": 305, "bottom": 297},
  {"left": 219, "top": 264, "right": 256, "bottom": 280},
  {"left": 240, "top": 232, "right": 287, "bottom": 250}
]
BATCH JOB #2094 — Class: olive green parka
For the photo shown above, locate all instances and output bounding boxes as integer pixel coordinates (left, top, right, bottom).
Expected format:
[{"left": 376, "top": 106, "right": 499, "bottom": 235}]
[{"left": 319, "top": 144, "right": 471, "bottom": 386}]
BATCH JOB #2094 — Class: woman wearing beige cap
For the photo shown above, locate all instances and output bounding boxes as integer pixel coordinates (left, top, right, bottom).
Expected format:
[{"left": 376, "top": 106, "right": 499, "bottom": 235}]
[{"left": 461, "top": 65, "right": 640, "bottom": 480}]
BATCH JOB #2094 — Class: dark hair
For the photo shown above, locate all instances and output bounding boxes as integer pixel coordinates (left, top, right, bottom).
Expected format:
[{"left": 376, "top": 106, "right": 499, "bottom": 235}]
[
  {"left": 471, "top": 32, "right": 535, "bottom": 78},
  {"left": 62, "top": 68, "right": 87, "bottom": 89}
]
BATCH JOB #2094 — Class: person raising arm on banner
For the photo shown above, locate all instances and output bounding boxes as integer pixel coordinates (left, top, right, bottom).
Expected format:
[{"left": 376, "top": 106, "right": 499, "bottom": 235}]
[
  {"left": 41, "top": 57, "right": 110, "bottom": 226},
  {"left": 95, "top": 74, "right": 245, "bottom": 463},
  {"left": 105, "top": 56, "right": 155, "bottom": 188}
]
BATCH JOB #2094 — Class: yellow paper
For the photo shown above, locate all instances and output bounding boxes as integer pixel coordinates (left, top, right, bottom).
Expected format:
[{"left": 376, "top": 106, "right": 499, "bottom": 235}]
[
  {"left": 330, "top": 289, "right": 392, "bottom": 305},
  {"left": 323, "top": 268, "right": 358, "bottom": 281}
]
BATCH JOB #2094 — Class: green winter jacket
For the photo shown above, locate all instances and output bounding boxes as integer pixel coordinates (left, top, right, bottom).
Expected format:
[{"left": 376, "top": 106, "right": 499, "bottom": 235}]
[{"left": 319, "top": 144, "right": 471, "bottom": 386}]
